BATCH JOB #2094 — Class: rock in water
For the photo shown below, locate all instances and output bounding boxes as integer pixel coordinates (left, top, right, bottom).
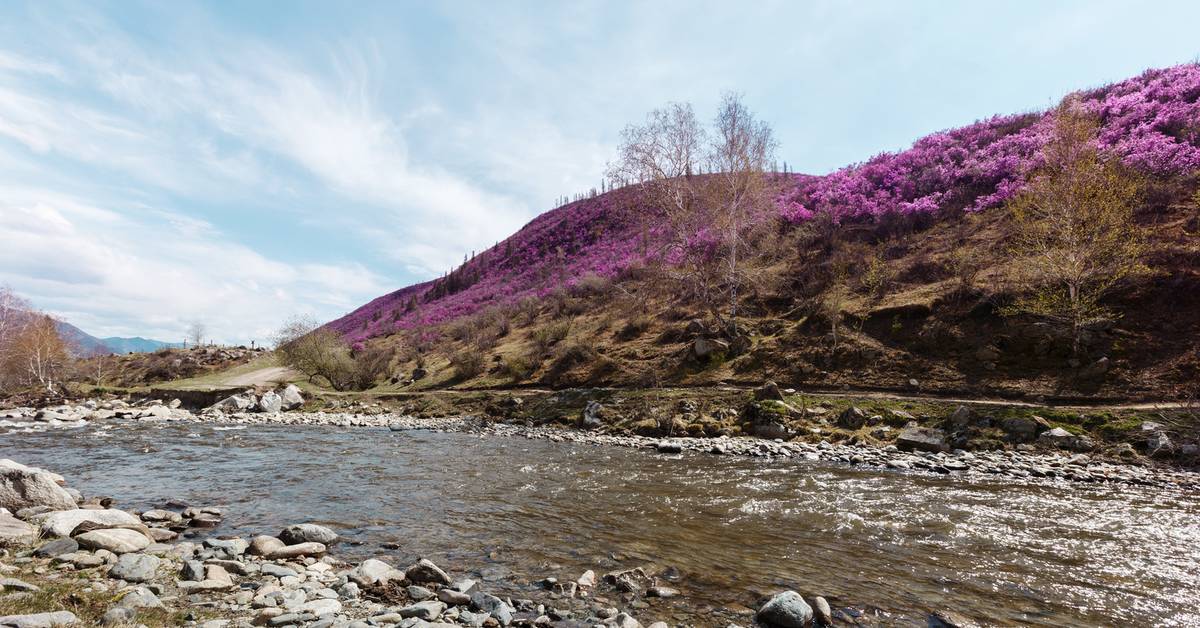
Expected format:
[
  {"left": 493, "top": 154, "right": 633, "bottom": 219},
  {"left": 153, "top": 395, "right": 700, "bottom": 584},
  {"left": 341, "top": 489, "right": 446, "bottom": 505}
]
[
  {"left": 247, "top": 535, "right": 285, "bottom": 556},
  {"left": 756, "top": 591, "right": 813, "bottom": 628},
  {"left": 407, "top": 558, "right": 452, "bottom": 586},
  {"left": 259, "top": 391, "right": 282, "bottom": 414},
  {"left": 813, "top": 597, "right": 832, "bottom": 626},
  {"left": 278, "top": 523, "right": 339, "bottom": 545},
  {"left": 0, "top": 469, "right": 77, "bottom": 514}
]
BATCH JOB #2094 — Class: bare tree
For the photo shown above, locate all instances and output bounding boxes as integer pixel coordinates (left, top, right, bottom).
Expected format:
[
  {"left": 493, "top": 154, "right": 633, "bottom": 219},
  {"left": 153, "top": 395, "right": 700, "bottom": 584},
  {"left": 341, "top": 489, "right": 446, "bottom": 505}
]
[
  {"left": 187, "top": 321, "right": 207, "bottom": 348},
  {"left": 10, "top": 314, "right": 71, "bottom": 393},
  {"left": 606, "top": 93, "right": 778, "bottom": 335}
]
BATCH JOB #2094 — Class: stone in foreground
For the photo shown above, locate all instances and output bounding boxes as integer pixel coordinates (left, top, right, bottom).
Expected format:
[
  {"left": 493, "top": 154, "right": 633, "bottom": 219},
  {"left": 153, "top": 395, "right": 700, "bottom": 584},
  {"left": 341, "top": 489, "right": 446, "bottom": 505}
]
[
  {"left": 757, "top": 591, "right": 813, "bottom": 628},
  {"left": 75, "top": 528, "right": 150, "bottom": 554},
  {"left": 39, "top": 509, "right": 141, "bottom": 538},
  {"left": 896, "top": 425, "right": 948, "bottom": 453},
  {"left": 0, "top": 612, "right": 80, "bottom": 628},
  {"left": 0, "top": 469, "right": 77, "bottom": 514}
]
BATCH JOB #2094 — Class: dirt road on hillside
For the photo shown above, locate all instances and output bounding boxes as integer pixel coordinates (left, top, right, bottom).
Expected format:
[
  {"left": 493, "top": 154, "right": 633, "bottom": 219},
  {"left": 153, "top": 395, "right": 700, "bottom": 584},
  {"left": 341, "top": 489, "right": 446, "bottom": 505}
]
[{"left": 222, "top": 366, "right": 297, "bottom": 386}]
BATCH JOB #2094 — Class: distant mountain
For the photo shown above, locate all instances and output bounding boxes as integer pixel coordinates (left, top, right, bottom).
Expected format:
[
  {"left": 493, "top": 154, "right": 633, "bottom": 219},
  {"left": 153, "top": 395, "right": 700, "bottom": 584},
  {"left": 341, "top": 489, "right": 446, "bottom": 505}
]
[
  {"left": 51, "top": 320, "right": 181, "bottom": 355},
  {"left": 54, "top": 321, "right": 113, "bottom": 356},
  {"left": 101, "top": 337, "right": 182, "bottom": 354}
]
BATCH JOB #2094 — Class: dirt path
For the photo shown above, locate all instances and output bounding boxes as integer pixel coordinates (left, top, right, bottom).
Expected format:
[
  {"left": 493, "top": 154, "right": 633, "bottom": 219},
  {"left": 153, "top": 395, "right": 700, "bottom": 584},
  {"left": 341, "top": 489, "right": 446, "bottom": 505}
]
[{"left": 222, "top": 366, "right": 297, "bottom": 386}]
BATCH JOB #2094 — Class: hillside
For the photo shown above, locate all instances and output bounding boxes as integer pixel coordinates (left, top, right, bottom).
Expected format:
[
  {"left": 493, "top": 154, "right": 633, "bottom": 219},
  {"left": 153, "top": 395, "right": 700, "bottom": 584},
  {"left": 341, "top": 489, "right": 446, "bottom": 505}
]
[{"left": 325, "top": 64, "right": 1200, "bottom": 403}]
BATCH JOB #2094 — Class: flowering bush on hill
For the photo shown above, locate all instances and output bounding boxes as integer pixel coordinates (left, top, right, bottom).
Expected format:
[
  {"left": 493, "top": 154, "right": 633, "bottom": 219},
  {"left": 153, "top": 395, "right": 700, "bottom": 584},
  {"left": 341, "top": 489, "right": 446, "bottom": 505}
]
[{"left": 328, "top": 64, "right": 1200, "bottom": 344}]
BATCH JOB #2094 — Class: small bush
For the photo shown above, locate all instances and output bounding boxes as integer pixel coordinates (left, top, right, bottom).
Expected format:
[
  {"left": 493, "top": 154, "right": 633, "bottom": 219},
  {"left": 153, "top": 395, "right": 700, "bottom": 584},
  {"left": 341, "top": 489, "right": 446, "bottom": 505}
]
[
  {"left": 451, "top": 349, "right": 486, "bottom": 380},
  {"left": 501, "top": 355, "right": 534, "bottom": 382},
  {"left": 549, "top": 321, "right": 572, "bottom": 343},
  {"left": 571, "top": 272, "right": 614, "bottom": 300},
  {"left": 619, "top": 313, "right": 653, "bottom": 339}
]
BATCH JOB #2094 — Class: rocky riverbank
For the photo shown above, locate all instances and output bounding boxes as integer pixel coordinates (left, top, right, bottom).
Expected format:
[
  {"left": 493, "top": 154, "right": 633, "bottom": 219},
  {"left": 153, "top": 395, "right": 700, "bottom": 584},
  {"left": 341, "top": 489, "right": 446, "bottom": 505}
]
[
  {"left": 2, "top": 392, "right": 1197, "bottom": 491},
  {"left": 1, "top": 460, "right": 847, "bottom": 628}
]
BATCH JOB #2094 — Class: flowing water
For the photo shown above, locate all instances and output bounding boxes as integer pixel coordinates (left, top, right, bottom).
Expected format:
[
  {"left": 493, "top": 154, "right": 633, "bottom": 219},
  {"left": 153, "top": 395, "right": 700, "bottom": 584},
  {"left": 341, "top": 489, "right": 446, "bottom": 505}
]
[{"left": 4, "top": 420, "right": 1198, "bottom": 628}]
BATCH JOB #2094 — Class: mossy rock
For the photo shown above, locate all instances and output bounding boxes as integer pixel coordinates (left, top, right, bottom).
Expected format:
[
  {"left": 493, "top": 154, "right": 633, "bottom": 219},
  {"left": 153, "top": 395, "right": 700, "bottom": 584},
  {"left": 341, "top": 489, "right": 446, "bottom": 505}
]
[{"left": 632, "top": 419, "right": 658, "bottom": 435}]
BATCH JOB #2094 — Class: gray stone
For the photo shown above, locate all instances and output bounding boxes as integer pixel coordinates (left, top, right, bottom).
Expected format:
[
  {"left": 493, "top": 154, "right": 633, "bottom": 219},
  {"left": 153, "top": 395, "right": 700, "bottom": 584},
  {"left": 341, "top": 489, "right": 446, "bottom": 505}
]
[
  {"left": 896, "top": 425, "right": 948, "bottom": 453},
  {"left": 0, "top": 612, "right": 81, "bottom": 628},
  {"left": 397, "top": 601, "right": 446, "bottom": 621},
  {"left": 75, "top": 529, "right": 150, "bottom": 554},
  {"left": 261, "top": 564, "right": 298, "bottom": 579},
  {"left": 247, "top": 535, "right": 285, "bottom": 556},
  {"left": 213, "top": 395, "right": 254, "bottom": 412},
  {"left": 347, "top": 559, "right": 406, "bottom": 586},
  {"left": 280, "top": 386, "right": 304, "bottom": 411},
  {"left": 837, "top": 407, "right": 866, "bottom": 430},
  {"left": 181, "top": 560, "right": 206, "bottom": 581},
  {"left": 756, "top": 591, "right": 813, "bottom": 628},
  {"left": 32, "top": 538, "right": 78, "bottom": 559},
  {"left": 1148, "top": 432, "right": 1175, "bottom": 458},
  {"left": 1000, "top": 417, "right": 1037, "bottom": 437},
  {"left": 258, "top": 392, "right": 282, "bottom": 414},
  {"left": 139, "top": 509, "right": 182, "bottom": 524},
  {"left": 407, "top": 586, "right": 435, "bottom": 601},
  {"left": 438, "top": 589, "right": 471, "bottom": 605},
  {"left": 1037, "top": 427, "right": 1074, "bottom": 448},
  {"left": 114, "top": 586, "right": 163, "bottom": 608},
  {"left": 96, "top": 608, "right": 137, "bottom": 626},
  {"left": 1077, "top": 357, "right": 1109, "bottom": 380},
  {"left": 580, "top": 401, "right": 606, "bottom": 430},
  {"left": 278, "top": 523, "right": 339, "bottom": 546},
  {"left": 0, "top": 579, "right": 39, "bottom": 592},
  {"left": 39, "top": 509, "right": 141, "bottom": 538},
  {"left": 693, "top": 338, "right": 729, "bottom": 360},
  {"left": 600, "top": 613, "right": 638, "bottom": 628},
  {"left": 0, "top": 469, "right": 76, "bottom": 514},
  {"left": 107, "top": 553, "right": 160, "bottom": 583},
  {"left": 753, "top": 381, "right": 784, "bottom": 402},
  {"left": 407, "top": 558, "right": 452, "bottom": 585},
  {"left": 813, "top": 597, "right": 832, "bottom": 627},
  {"left": 947, "top": 406, "right": 972, "bottom": 429},
  {"left": 656, "top": 441, "right": 683, "bottom": 454},
  {"left": 0, "top": 514, "right": 35, "bottom": 544},
  {"left": 295, "top": 599, "right": 340, "bottom": 617},
  {"left": 266, "top": 542, "right": 324, "bottom": 559}
]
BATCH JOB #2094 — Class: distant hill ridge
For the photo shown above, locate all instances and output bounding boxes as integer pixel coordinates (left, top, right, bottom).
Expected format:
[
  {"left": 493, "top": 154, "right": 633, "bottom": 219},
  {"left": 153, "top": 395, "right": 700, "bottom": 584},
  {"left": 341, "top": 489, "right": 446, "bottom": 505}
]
[
  {"left": 328, "top": 63, "right": 1200, "bottom": 342},
  {"left": 54, "top": 320, "right": 180, "bottom": 355}
]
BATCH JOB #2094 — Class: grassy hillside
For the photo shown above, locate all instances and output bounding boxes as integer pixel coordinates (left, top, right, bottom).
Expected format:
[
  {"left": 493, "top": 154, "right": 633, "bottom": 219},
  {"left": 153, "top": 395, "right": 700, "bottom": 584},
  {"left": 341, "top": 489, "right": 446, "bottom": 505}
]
[{"left": 325, "top": 64, "right": 1200, "bottom": 403}]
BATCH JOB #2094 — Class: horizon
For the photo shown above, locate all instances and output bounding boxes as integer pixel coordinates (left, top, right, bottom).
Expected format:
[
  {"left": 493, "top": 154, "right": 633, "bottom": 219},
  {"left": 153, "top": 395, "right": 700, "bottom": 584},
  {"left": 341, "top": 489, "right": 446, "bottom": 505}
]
[{"left": 2, "top": 1, "right": 1198, "bottom": 345}]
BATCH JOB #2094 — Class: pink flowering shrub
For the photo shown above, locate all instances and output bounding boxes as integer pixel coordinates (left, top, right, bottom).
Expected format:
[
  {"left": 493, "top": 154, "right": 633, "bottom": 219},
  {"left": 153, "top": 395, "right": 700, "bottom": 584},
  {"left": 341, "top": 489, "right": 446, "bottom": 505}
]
[{"left": 329, "top": 64, "right": 1200, "bottom": 343}]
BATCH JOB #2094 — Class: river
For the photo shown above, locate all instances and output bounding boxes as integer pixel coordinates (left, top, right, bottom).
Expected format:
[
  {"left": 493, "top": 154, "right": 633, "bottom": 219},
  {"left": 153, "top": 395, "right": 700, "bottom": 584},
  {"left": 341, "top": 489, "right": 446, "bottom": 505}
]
[{"left": 4, "top": 420, "right": 1198, "bottom": 627}]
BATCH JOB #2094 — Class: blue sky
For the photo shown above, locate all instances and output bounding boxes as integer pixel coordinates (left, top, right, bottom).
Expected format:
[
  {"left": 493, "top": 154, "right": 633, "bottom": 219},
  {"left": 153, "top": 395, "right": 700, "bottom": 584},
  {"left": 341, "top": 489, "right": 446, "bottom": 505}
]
[{"left": 1, "top": 1, "right": 1197, "bottom": 345}]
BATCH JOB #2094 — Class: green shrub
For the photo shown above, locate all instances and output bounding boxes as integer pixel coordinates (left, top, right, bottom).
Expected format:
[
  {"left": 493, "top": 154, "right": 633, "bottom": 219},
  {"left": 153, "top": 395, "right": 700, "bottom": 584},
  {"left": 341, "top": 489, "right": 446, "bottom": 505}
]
[{"left": 450, "top": 349, "right": 486, "bottom": 380}]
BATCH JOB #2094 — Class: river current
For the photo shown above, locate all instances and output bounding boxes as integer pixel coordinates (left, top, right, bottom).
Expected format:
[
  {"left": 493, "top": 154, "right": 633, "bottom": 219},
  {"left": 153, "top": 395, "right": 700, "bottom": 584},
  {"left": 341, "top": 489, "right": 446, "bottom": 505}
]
[{"left": 4, "top": 420, "right": 1198, "bottom": 627}]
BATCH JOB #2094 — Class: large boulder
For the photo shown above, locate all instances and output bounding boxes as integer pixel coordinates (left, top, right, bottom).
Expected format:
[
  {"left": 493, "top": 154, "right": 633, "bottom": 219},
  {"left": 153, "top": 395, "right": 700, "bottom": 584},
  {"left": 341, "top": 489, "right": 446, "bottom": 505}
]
[
  {"left": 258, "top": 391, "right": 282, "bottom": 414},
  {"left": 753, "top": 381, "right": 784, "bottom": 401},
  {"left": 580, "top": 401, "right": 606, "bottom": 430},
  {"left": 212, "top": 396, "right": 253, "bottom": 413},
  {"left": 347, "top": 559, "right": 407, "bottom": 587},
  {"left": 693, "top": 338, "right": 730, "bottom": 360},
  {"left": 896, "top": 424, "right": 948, "bottom": 453},
  {"left": 0, "top": 469, "right": 76, "bottom": 514},
  {"left": 407, "top": 558, "right": 453, "bottom": 586},
  {"left": 280, "top": 385, "right": 304, "bottom": 411},
  {"left": 38, "top": 509, "right": 141, "bottom": 538},
  {"left": 1000, "top": 417, "right": 1037, "bottom": 438},
  {"left": 756, "top": 591, "right": 813, "bottom": 628},
  {"left": 838, "top": 407, "right": 867, "bottom": 430},
  {"left": 279, "top": 523, "right": 339, "bottom": 546}
]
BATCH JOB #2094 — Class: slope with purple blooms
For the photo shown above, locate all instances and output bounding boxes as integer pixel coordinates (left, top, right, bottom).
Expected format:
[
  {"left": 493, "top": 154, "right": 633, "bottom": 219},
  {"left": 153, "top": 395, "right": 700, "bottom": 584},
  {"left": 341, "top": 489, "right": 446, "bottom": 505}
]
[{"left": 328, "top": 64, "right": 1200, "bottom": 344}]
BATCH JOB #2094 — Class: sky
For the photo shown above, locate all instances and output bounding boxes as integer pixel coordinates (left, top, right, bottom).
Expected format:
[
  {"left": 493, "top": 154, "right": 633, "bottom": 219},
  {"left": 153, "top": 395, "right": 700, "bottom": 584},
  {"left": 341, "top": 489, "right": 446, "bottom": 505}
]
[{"left": 1, "top": 1, "right": 1197, "bottom": 346}]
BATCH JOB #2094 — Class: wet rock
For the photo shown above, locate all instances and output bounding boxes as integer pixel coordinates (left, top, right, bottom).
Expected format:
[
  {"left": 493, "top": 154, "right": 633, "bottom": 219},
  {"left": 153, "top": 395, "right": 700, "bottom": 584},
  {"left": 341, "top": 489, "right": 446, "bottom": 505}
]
[
  {"left": 75, "top": 529, "right": 150, "bottom": 554},
  {"left": 813, "top": 597, "right": 832, "bottom": 627},
  {"left": 0, "top": 469, "right": 77, "bottom": 514},
  {"left": 646, "top": 586, "right": 678, "bottom": 599},
  {"left": 896, "top": 425, "right": 947, "bottom": 453},
  {"left": 656, "top": 441, "right": 683, "bottom": 454},
  {"left": 0, "top": 611, "right": 81, "bottom": 628},
  {"left": 247, "top": 535, "right": 285, "bottom": 556},
  {"left": 601, "top": 613, "right": 638, "bottom": 628},
  {"left": 40, "top": 509, "right": 141, "bottom": 538},
  {"left": 278, "top": 523, "right": 339, "bottom": 546},
  {"left": 756, "top": 591, "right": 813, "bottom": 628},
  {"left": 107, "top": 553, "right": 160, "bottom": 583},
  {"left": 140, "top": 509, "right": 182, "bottom": 524},
  {"left": 438, "top": 589, "right": 471, "bottom": 605},
  {"left": 931, "top": 609, "right": 983, "bottom": 628},
  {"left": 407, "top": 558, "right": 453, "bottom": 586}
]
